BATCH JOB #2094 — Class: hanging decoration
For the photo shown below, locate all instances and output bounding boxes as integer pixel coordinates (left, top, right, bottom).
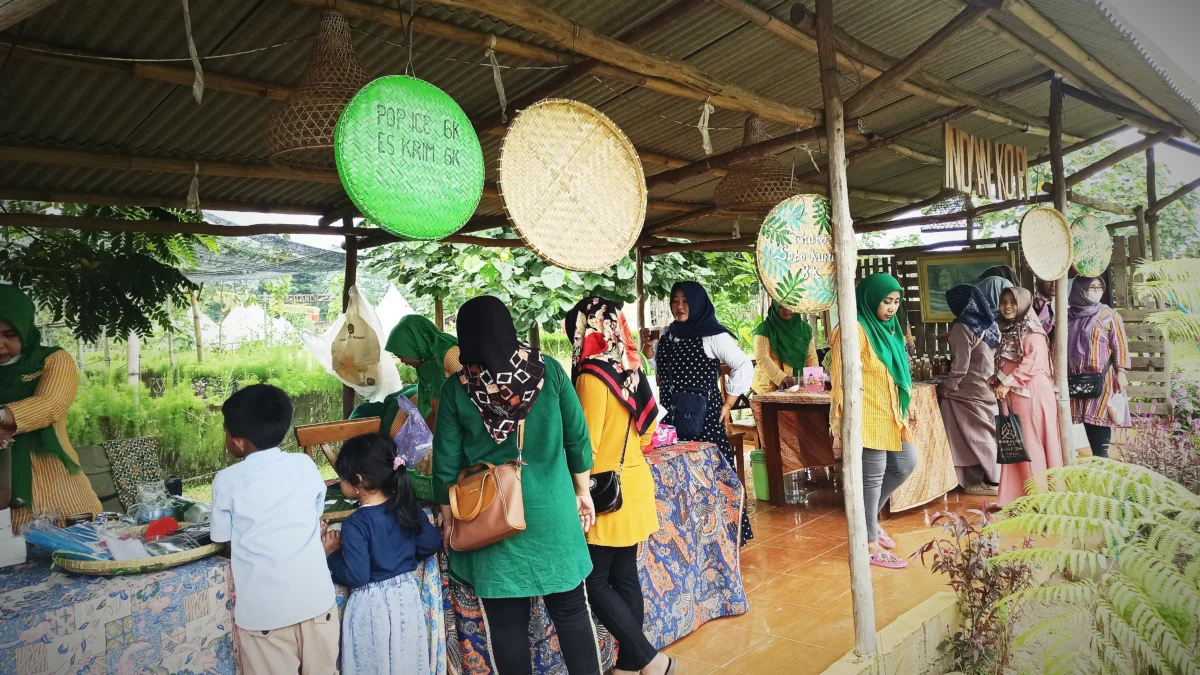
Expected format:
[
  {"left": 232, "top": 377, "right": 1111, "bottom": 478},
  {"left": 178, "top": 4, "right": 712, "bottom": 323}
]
[
  {"left": 498, "top": 99, "right": 646, "bottom": 272},
  {"left": 266, "top": 10, "right": 369, "bottom": 171},
  {"left": 334, "top": 75, "right": 485, "bottom": 240},
  {"left": 698, "top": 100, "right": 715, "bottom": 155},
  {"left": 714, "top": 116, "right": 806, "bottom": 213},
  {"left": 755, "top": 194, "right": 837, "bottom": 314},
  {"left": 1020, "top": 207, "right": 1072, "bottom": 280},
  {"left": 943, "top": 124, "right": 1029, "bottom": 201},
  {"left": 180, "top": 0, "right": 204, "bottom": 105},
  {"left": 1071, "top": 214, "right": 1114, "bottom": 277}
]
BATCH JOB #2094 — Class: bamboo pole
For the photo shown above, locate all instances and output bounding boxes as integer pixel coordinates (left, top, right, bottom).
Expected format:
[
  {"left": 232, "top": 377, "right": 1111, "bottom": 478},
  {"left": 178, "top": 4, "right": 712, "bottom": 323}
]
[
  {"left": 434, "top": 298, "right": 445, "bottom": 331},
  {"left": 1049, "top": 74, "right": 1074, "bottom": 466},
  {"left": 1147, "top": 176, "right": 1200, "bottom": 218},
  {"left": 719, "top": 0, "right": 1065, "bottom": 138},
  {"left": 0, "top": 188, "right": 325, "bottom": 216},
  {"left": 0, "top": 146, "right": 340, "bottom": 184},
  {"left": 1065, "top": 132, "right": 1170, "bottom": 189},
  {"left": 816, "top": 0, "right": 876, "bottom": 657},
  {"left": 342, "top": 227, "right": 358, "bottom": 419},
  {"left": 190, "top": 290, "right": 204, "bottom": 363},
  {"left": 843, "top": 5, "right": 989, "bottom": 118},
  {"left": 0, "top": 0, "right": 58, "bottom": 31},
  {"left": 1005, "top": 0, "right": 1198, "bottom": 142},
  {"left": 1146, "top": 148, "right": 1161, "bottom": 261}
]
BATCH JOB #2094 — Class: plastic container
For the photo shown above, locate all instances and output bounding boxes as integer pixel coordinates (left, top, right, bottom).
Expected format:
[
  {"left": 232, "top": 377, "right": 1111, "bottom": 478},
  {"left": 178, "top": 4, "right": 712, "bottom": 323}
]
[
  {"left": 783, "top": 471, "right": 808, "bottom": 505},
  {"left": 750, "top": 450, "right": 769, "bottom": 501}
]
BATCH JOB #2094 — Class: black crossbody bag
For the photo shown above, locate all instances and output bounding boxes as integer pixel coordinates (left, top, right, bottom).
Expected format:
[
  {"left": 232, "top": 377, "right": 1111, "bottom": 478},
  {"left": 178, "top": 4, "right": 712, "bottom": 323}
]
[{"left": 589, "top": 418, "right": 633, "bottom": 515}]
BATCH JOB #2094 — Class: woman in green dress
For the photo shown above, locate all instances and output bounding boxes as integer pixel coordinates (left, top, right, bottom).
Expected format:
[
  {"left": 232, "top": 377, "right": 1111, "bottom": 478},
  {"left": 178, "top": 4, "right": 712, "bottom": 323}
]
[{"left": 432, "top": 296, "right": 599, "bottom": 675}]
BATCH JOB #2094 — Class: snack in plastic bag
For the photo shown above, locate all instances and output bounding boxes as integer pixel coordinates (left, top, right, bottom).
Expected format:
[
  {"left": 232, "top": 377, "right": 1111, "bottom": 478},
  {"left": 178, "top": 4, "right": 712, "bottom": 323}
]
[
  {"left": 652, "top": 425, "right": 678, "bottom": 448},
  {"left": 301, "top": 286, "right": 401, "bottom": 402}
]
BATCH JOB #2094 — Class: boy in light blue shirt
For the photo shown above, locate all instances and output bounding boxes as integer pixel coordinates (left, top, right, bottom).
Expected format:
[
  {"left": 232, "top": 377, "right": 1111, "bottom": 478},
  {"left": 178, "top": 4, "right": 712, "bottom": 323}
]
[{"left": 211, "top": 384, "right": 339, "bottom": 674}]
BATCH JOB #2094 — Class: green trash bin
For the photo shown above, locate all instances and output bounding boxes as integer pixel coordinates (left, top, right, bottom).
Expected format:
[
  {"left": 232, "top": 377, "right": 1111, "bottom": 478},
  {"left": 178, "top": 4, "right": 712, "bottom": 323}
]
[{"left": 750, "top": 450, "right": 770, "bottom": 501}]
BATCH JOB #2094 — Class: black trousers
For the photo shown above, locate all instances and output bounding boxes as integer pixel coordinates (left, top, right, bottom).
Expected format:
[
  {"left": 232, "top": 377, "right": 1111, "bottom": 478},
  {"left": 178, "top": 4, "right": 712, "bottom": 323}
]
[
  {"left": 1084, "top": 423, "right": 1112, "bottom": 458},
  {"left": 586, "top": 544, "right": 659, "bottom": 671},
  {"left": 480, "top": 583, "right": 601, "bottom": 675}
]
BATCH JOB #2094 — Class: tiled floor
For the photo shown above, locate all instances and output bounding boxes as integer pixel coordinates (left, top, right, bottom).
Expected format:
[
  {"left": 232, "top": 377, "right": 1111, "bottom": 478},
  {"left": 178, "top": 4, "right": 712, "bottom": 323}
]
[{"left": 659, "top": 484, "right": 990, "bottom": 674}]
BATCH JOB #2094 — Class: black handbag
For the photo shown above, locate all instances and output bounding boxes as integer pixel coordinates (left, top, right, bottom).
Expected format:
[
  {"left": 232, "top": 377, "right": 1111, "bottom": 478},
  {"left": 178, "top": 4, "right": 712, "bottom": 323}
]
[
  {"left": 670, "top": 387, "right": 709, "bottom": 439},
  {"left": 996, "top": 401, "right": 1031, "bottom": 465},
  {"left": 1067, "top": 372, "right": 1105, "bottom": 399},
  {"left": 589, "top": 419, "right": 633, "bottom": 515}
]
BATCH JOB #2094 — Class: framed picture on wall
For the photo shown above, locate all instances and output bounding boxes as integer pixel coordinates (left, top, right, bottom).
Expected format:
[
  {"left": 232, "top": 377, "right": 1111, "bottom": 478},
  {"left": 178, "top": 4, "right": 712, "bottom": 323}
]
[{"left": 916, "top": 249, "right": 1016, "bottom": 322}]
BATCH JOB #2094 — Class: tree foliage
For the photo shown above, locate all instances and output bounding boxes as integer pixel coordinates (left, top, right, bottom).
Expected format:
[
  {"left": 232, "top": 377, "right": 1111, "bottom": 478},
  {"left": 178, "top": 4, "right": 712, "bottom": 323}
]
[
  {"left": 1134, "top": 258, "right": 1200, "bottom": 343},
  {"left": 0, "top": 202, "right": 206, "bottom": 342}
]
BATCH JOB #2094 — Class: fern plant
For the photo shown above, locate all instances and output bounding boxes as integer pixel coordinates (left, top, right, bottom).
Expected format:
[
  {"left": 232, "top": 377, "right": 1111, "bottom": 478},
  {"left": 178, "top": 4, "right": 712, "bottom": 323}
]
[
  {"left": 1134, "top": 258, "right": 1200, "bottom": 343},
  {"left": 986, "top": 458, "right": 1200, "bottom": 675}
]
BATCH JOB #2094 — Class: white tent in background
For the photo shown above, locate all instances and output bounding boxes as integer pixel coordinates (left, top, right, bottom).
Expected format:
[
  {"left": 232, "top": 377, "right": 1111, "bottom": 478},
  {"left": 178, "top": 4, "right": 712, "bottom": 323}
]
[
  {"left": 375, "top": 284, "right": 414, "bottom": 336},
  {"left": 218, "top": 304, "right": 297, "bottom": 348},
  {"left": 198, "top": 312, "right": 220, "bottom": 345}
]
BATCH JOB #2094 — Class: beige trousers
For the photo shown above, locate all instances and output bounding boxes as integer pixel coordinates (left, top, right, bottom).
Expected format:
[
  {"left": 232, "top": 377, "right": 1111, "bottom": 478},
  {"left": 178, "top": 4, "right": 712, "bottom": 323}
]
[{"left": 236, "top": 605, "right": 340, "bottom": 675}]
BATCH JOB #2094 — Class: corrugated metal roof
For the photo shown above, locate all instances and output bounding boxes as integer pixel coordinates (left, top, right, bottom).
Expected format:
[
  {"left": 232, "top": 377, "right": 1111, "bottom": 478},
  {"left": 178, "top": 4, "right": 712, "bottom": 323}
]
[{"left": 1, "top": 0, "right": 1196, "bottom": 237}]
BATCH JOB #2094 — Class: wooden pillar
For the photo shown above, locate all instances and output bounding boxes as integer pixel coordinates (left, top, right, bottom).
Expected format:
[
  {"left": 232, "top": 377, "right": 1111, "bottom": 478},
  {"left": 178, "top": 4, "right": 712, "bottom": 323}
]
[
  {"left": 342, "top": 225, "right": 358, "bottom": 419},
  {"left": 528, "top": 324, "right": 541, "bottom": 351},
  {"left": 434, "top": 297, "right": 445, "bottom": 331},
  {"left": 635, "top": 247, "right": 646, "bottom": 332},
  {"left": 75, "top": 337, "right": 85, "bottom": 371},
  {"left": 1146, "top": 147, "right": 1161, "bottom": 260},
  {"left": 103, "top": 328, "right": 111, "bottom": 375},
  {"left": 167, "top": 297, "right": 176, "bottom": 382},
  {"left": 1049, "top": 74, "right": 1074, "bottom": 465},
  {"left": 190, "top": 289, "right": 204, "bottom": 363},
  {"left": 816, "top": 0, "right": 877, "bottom": 656}
]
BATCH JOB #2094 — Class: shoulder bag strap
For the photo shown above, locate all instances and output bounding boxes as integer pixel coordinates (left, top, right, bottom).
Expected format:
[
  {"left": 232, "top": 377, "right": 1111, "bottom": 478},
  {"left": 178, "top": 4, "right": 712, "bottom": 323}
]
[{"left": 616, "top": 415, "right": 633, "bottom": 478}]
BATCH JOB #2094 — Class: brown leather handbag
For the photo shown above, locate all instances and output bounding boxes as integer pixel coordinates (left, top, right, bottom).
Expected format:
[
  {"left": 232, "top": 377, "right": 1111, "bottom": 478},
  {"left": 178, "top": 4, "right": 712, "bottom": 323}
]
[{"left": 447, "top": 422, "right": 527, "bottom": 552}]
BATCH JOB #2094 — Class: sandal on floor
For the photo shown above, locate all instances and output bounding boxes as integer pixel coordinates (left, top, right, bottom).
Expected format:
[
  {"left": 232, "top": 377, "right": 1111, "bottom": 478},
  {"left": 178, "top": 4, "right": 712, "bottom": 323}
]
[
  {"left": 963, "top": 483, "right": 999, "bottom": 496},
  {"left": 870, "top": 551, "right": 908, "bottom": 569},
  {"left": 876, "top": 529, "right": 896, "bottom": 550},
  {"left": 665, "top": 657, "right": 678, "bottom": 675}
]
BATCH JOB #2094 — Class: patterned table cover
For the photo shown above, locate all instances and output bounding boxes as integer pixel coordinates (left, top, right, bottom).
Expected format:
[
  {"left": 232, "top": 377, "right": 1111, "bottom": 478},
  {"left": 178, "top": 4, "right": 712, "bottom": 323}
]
[
  {"left": 0, "top": 554, "right": 237, "bottom": 675},
  {"left": 445, "top": 441, "right": 747, "bottom": 674}
]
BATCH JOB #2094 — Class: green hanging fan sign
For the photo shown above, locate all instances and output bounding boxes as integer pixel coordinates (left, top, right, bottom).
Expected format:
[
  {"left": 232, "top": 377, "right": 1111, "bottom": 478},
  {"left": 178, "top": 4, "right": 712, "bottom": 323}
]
[{"left": 335, "top": 75, "right": 485, "bottom": 240}]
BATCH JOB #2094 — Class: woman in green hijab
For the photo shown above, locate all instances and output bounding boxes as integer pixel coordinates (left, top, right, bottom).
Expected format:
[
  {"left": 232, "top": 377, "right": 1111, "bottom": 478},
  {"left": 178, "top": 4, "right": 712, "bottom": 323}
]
[
  {"left": 751, "top": 302, "right": 817, "bottom": 393},
  {"left": 352, "top": 315, "right": 459, "bottom": 435},
  {"left": 828, "top": 274, "right": 916, "bottom": 570},
  {"left": 0, "top": 285, "right": 101, "bottom": 533}
]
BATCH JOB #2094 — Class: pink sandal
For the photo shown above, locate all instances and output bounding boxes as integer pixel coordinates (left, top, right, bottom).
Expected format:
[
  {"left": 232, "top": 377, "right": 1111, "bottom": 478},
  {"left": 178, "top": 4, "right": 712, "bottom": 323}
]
[
  {"left": 870, "top": 551, "right": 908, "bottom": 569},
  {"left": 877, "top": 529, "right": 896, "bottom": 550}
]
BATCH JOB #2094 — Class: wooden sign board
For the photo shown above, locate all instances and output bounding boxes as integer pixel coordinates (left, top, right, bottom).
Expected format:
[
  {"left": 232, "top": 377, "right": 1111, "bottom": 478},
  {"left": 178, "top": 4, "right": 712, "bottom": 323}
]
[{"left": 944, "top": 124, "right": 1029, "bottom": 201}]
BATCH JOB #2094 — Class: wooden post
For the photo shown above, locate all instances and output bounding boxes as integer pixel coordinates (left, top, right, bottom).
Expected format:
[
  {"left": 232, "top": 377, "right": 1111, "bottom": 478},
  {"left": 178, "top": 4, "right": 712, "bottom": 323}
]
[
  {"left": 528, "top": 324, "right": 541, "bottom": 351},
  {"left": 167, "top": 298, "right": 176, "bottom": 383},
  {"left": 1146, "top": 147, "right": 1161, "bottom": 261},
  {"left": 635, "top": 247, "right": 646, "bottom": 332},
  {"left": 190, "top": 289, "right": 204, "bottom": 363},
  {"left": 103, "top": 328, "right": 111, "bottom": 375},
  {"left": 75, "top": 337, "right": 84, "bottom": 371},
  {"left": 342, "top": 226, "right": 358, "bottom": 419},
  {"left": 816, "top": 0, "right": 877, "bottom": 656},
  {"left": 1049, "top": 74, "right": 1074, "bottom": 465},
  {"left": 434, "top": 297, "right": 445, "bottom": 331}
]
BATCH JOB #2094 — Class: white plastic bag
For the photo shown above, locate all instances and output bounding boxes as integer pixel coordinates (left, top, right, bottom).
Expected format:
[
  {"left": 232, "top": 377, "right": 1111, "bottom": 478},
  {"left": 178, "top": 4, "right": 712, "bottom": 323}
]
[{"left": 301, "top": 286, "right": 401, "bottom": 402}]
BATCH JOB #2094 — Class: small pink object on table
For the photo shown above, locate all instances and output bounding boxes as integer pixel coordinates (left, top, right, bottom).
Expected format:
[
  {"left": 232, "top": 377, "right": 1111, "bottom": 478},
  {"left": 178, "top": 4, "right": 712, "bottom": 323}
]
[
  {"left": 803, "top": 367, "right": 825, "bottom": 392},
  {"left": 651, "top": 425, "right": 678, "bottom": 449}
]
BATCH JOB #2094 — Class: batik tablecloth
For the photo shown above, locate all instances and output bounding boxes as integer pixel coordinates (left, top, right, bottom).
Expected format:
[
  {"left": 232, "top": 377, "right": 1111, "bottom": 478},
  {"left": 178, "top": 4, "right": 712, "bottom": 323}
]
[
  {"left": 445, "top": 442, "right": 747, "bottom": 674},
  {"left": 0, "top": 554, "right": 237, "bottom": 675}
]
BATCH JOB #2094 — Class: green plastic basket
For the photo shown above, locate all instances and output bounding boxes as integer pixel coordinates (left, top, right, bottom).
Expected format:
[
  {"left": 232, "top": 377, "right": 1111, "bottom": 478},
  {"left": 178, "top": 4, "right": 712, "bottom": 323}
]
[{"left": 409, "top": 469, "right": 436, "bottom": 503}]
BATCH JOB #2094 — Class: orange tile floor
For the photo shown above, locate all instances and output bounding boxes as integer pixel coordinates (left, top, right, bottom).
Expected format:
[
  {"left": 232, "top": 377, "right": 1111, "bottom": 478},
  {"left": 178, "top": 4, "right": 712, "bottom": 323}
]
[{"left": 658, "top": 484, "right": 990, "bottom": 674}]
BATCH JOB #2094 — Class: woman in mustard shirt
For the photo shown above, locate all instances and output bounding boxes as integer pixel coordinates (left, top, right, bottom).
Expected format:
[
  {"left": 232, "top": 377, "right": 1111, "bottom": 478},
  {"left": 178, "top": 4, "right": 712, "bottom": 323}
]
[
  {"left": 828, "top": 274, "right": 916, "bottom": 570},
  {"left": 565, "top": 297, "right": 674, "bottom": 675}
]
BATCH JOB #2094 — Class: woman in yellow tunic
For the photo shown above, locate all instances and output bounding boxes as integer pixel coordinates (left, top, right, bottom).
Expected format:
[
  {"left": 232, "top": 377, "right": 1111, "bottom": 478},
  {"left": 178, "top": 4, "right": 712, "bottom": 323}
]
[
  {"left": 565, "top": 297, "right": 674, "bottom": 675},
  {"left": 752, "top": 301, "right": 819, "bottom": 393},
  {"left": 828, "top": 274, "right": 916, "bottom": 570},
  {"left": 0, "top": 285, "right": 101, "bottom": 533}
]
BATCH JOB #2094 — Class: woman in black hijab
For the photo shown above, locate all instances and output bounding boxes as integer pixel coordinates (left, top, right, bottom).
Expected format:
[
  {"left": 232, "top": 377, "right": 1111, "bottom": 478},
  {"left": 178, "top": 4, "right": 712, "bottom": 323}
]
[{"left": 641, "top": 281, "right": 754, "bottom": 543}]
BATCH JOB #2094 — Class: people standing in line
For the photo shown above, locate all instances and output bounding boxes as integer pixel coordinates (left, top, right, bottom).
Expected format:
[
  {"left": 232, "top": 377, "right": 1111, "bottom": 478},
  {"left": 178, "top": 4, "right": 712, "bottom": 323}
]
[
  {"left": 323, "top": 433, "right": 442, "bottom": 675},
  {"left": 751, "top": 301, "right": 818, "bottom": 394},
  {"left": 992, "top": 287, "right": 1064, "bottom": 506},
  {"left": 382, "top": 314, "right": 461, "bottom": 431},
  {"left": 828, "top": 274, "right": 917, "bottom": 570},
  {"left": 940, "top": 282, "right": 1007, "bottom": 496},
  {"left": 640, "top": 281, "right": 754, "bottom": 544},
  {"left": 211, "top": 384, "right": 339, "bottom": 675},
  {"left": 1067, "top": 277, "right": 1131, "bottom": 458},
  {"left": 432, "top": 296, "right": 601, "bottom": 675},
  {"left": 566, "top": 297, "right": 674, "bottom": 675}
]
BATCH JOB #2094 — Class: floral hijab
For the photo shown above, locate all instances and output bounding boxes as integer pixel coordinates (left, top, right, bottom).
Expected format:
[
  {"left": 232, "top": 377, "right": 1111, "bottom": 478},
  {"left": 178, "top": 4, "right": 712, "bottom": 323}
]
[
  {"left": 456, "top": 296, "right": 545, "bottom": 444},
  {"left": 995, "top": 287, "right": 1047, "bottom": 370},
  {"left": 565, "top": 297, "right": 659, "bottom": 434}
]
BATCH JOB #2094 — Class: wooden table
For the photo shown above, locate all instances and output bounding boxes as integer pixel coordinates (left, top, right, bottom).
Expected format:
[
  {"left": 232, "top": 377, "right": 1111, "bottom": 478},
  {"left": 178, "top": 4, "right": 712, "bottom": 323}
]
[{"left": 754, "top": 383, "right": 958, "bottom": 510}]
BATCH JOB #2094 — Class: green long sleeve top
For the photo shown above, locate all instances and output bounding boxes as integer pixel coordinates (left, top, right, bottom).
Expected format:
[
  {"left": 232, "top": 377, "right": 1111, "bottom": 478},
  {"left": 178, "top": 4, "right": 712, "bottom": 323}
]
[{"left": 432, "top": 357, "right": 594, "bottom": 598}]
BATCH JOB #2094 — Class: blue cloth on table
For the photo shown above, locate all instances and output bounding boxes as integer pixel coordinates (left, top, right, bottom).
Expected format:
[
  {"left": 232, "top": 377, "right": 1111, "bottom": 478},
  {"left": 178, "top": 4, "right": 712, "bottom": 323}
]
[{"left": 327, "top": 503, "right": 442, "bottom": 588}]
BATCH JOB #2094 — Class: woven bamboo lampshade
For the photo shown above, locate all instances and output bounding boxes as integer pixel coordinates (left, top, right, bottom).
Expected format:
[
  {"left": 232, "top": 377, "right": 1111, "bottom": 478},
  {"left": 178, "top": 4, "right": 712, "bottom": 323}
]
[
  {"left": 265, "top": 10, "right": 368, "bottom": 171},
  {"left": 713, "top": 116, "right": 806, "bottom": 213},
  {"left": 921, "top": 188, "right": 972, "bottom": 233}
]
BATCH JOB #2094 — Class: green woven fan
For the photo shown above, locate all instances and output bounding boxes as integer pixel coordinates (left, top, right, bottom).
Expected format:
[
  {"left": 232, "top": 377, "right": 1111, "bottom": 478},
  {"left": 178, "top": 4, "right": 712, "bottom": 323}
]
[{"left": 335, "top": 75, "right": 485, "bottom": 240}]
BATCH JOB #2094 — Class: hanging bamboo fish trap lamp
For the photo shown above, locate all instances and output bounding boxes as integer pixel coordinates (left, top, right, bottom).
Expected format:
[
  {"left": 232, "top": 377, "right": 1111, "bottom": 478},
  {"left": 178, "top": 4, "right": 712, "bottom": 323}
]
[{"left": 713, "top": 116, "right": 808, "bottom": 214}]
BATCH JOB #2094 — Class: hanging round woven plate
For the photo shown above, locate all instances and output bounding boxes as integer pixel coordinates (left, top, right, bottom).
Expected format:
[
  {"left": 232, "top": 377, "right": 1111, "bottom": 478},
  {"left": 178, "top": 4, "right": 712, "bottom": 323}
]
[
  {"left": 754, "top": 194, "right": 837, "bottom": 314},
  {"left": 498, "top": 99, "right": 646, "bottom": 272},
  {"left": 334, "top": 75, "right": 485, "bottom": 240},
  {"left": 1071, "top": 214, "right": 1113, "bottom": 277},
  {"left": 1020, "top": 207, "right": 1072, "bottom": 280}
]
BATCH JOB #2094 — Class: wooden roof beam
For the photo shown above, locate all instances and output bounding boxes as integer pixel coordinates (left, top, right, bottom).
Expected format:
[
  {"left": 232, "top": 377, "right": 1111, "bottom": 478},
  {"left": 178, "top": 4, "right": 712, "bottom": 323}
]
[
  {"left": 715, "top": 0, "right": 1074, "bottom": 140},
  {"left": 0, "top": 188, "right": 324, "bottom": 215},
  {"left": 1165, "top": 138, "right": 1200, "bottom": 159},
  {"left": 1147, "top": 176, "right": 1200, "bottom": 218},
  {"left": 0, "top": 0, "right": 58, "bottom": 31},
  {"left": 843, "top": 5, "right": 989, "bottom": 118},
  {"left": 0, "top": 146, "right": 341, "bottom": 184},
  {"left": 289, "top": 0, "right": 822, "bottom": 129},
  {"left": 1065, "top": 132, "right": 1169, "bottom": 188},
  {"left": 644, "top": 236, "right": 755, "bottom": 256},
  {"left": 1059, "top": 82, "right": 1185, "bottom": 138},
  {"left": 1035, "top": 184, "right": 1135, "bottom": 216},
  {"left": 1003, "top": 0, "right": 1199, "bottom": 142}
]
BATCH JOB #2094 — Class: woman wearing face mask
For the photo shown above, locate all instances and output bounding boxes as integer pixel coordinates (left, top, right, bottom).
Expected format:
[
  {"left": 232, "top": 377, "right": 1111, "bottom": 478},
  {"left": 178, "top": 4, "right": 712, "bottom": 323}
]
[
  {"left": 640, "top": 281, "right": 754, "bottom": 543},
  {"left": 751, "top": 302, "right": 818, "bottom": 394},
  {"left": 0, "top": 285, "right": 101, "bottom": 533},
  {"left": 1067, "top": 277, "right": 1131, "bottom": 458},
  {"left": 991, "top": 287, "right": 1063, "bottom": 505},
  {"left": 828, "top": 274, "right": 917, "bottom": 570},
  {"left": 940, "top": 283, "right": 1005, "bottom": 496}
]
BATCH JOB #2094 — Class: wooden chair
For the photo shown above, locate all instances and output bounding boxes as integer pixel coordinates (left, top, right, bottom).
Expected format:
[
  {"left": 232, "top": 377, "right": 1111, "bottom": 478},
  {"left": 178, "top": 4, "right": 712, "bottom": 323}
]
[{"left": 295, "top": 417, "right": 381, "bottom": 485}]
